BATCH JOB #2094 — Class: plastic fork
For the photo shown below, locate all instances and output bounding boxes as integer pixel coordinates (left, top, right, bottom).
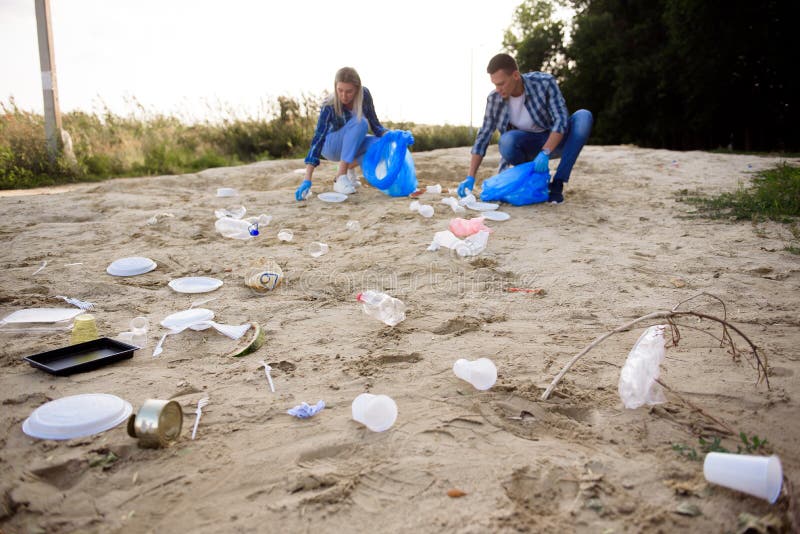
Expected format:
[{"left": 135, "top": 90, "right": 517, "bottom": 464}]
[
  {"left": 191, "top": 397, "right": 210, "bottom": 440},
  {"left": 258, "top": 360, "right": 275, "bottom": 393}
]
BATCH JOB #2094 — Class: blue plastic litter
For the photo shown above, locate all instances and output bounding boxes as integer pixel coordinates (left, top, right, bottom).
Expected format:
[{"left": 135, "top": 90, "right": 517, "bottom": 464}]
[
  {"left": 362, "top": 130, "right": 418, "bottom": 197},
  {"left": 479, "top": 162, "right": 550, "bottom": 206},
  {"left": 287, "top": 400, "right": 326, "bottom": 419}
]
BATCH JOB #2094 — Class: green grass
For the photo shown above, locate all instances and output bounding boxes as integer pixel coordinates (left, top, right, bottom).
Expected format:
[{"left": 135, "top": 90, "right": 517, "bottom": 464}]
[
  {"left": 672, "top": 432, "right": 770, "bottom": 461},
  {"left": 681, "top": 163, "right": 800, "bottom": 222},
  {"left": 0, "top": 97, "right": 481, "bottom": 190}
]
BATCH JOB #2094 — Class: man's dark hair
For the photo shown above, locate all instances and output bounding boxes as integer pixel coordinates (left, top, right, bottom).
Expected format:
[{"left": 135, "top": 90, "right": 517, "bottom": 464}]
[{"left": 486, "top": 53, "right": 518, "bottom": 75}]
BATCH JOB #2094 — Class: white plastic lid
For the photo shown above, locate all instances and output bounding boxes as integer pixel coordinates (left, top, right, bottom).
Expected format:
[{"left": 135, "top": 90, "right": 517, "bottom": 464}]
[
  {"left": 22, "top": 393, "right": 132, "bottom": 440},
  {"left": 482, "top": 211, "right": 511, "bottom": 221},
  {"left": 318, "top": 192, "right": 348, "bottom": 203},
  {"left": 107, "top": 257, "right": 157, "bottom": 276},
  {"left": 168, "top": 277, "right": 223, "bottom": 294}
]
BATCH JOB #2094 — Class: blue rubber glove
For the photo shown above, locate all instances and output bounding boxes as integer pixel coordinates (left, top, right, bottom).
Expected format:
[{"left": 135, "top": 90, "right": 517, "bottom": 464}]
[
  {"left": 533, "top": 150, "right": 550, "bottom": 173},
  {"left": 295, "top": 179, "right": 312, "bottom": 201},
  {"left": 457, "top": 175, "right": 475, "bottom": 198}
]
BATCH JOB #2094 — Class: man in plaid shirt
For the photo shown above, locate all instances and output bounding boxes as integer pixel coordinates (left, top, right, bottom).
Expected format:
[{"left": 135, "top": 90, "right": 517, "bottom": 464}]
[{"left": 459, "top": 53, "right": 593, "bottom": 204}]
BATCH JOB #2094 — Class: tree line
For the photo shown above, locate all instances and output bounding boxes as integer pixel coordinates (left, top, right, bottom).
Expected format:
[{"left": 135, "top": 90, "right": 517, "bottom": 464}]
[{"left": 504, "top": 0, "right": 797, "bottom": 151}]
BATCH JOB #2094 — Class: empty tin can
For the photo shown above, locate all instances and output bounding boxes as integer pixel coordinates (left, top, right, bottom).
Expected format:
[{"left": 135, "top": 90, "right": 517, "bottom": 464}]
[{"left": 127, "top": 399, "right": 183, "bottom": 448}]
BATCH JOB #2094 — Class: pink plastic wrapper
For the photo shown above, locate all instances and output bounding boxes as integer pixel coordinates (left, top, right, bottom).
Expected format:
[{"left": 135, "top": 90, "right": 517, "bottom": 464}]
[{"left": 448, "top": 217, "right": 493, "bottom": 238}]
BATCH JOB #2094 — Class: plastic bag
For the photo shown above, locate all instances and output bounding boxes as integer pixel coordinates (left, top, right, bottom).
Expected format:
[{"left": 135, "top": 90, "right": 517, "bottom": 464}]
[
  {"left": 448, "top": 217, "right": 493, "bottom": 238},
  {"left": 618, "top": 325, "right": 667, "bottom": 409},
  {"left": 362, "top": 130, "right": 418, "bottom": 197},
  {"left": 479, "top": 161, "right": 550, "bottom": 206}
]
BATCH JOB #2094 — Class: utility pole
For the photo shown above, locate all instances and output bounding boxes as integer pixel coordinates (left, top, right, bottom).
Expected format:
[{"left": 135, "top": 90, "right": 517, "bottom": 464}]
[{"left": 34, "top": 0, "right": 62, "bottom": 163}]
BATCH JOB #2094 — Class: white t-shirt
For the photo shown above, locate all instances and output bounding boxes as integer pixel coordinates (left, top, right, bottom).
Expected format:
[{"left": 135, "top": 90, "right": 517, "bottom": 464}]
[{"left": 508, "top": 94, "right": 546, "bottom": 132}]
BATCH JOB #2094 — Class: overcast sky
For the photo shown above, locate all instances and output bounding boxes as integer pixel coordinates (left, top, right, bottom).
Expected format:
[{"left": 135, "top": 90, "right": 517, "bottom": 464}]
[{"left": 0, "top": 0, "right": 545, "bottom": 126}]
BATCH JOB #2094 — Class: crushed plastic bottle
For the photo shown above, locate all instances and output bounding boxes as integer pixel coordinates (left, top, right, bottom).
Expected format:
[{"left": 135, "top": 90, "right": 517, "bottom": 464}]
[
  {"left": 356, "top": 290, "right": 406, "bottom": 327},
  {"left": 216, "top": 214, "right": 271, "bottom": 239}
]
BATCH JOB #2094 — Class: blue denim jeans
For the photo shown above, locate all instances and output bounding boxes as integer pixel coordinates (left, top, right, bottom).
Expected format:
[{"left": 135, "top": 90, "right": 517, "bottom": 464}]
[
  {"left": 497, "top": 109, "right": 593, "bottom": 182},
  {"left": 322, "top": 117, "right": 379, "bottom": 164}
]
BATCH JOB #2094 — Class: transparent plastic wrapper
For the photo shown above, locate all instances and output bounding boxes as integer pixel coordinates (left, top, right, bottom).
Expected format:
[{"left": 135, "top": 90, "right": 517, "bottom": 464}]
[
  {"left": 357, "top": 290, "right": 406, "bottom": 327},
  {"left": 448, "top": 217, "right": 493, "bottom": 238},
  {"left": 618, "top": 325, "right": 667, "bottom": 409},
  {"left": 362, "top": 130, "right": 418, "bottom": 197},
  {"left": 480, "top": 161, "right": 550, "bottom": 206}
]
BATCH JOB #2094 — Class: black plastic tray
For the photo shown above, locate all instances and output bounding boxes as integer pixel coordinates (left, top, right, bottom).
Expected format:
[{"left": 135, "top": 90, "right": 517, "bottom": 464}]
[{"left": 23, "top": 337, "right": 138, "bottom": 376}]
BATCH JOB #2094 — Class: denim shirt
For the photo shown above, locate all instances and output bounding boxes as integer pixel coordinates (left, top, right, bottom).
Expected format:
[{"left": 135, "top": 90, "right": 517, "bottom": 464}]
[
  {"left": 472, "top": 72, "right": 569, "bottom": 157},
  {"left": 304, "top": 87, "right": 386, "bottom": 166}
]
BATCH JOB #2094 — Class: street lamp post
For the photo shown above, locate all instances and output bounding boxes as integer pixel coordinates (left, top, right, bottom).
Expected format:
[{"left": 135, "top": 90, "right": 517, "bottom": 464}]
[{"left": 34, "top": 0, "right": 63, "bottom": 164}]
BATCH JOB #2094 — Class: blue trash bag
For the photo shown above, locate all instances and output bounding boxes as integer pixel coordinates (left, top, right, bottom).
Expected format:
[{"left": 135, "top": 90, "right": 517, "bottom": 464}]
[
  {"left": 479, "top": 162, "right": 550, "bottom": 206},
  {"left": 362, "top": 130, "right": 418, "bottom": 197}
]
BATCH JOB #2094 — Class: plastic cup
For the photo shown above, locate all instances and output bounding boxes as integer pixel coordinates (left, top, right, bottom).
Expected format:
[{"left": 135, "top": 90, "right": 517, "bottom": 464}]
[
  {"left": 426, "top": 184, "right": 442, "bottom": 194},
  {"left": 277, "top": 229, "right": 294, "bottom": 242},
  {"left": 703, "top": 452, "right": 782, "bottom": 503},
  {"left": 351, "top": 393, "right": 398, "bottom": 432},
  {"left": 130, "top": 316, "right": 149, "bottom": 347},
  {"left": 453, "top": 358, "right": 497, "bottom": 390},
  {"left": 409, "top": 200, "right": 420, "bottom": 212},
  {"left": 418, "top": 204, "right": 434, "bottom": 218},
  {"left": 309, "top": 242, "right": 329, "bottom": 258},
  {"left": 71, "top": 314, "right": 99, "bottom": 345}
]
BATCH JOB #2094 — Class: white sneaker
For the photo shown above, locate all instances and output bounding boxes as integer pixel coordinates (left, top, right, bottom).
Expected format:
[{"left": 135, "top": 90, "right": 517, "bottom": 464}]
[
  {"left": 333, "top": 175, "right": 356, "bottom": 195},
  {"left": 346, "top": 168, "right": 361, "bottom": 189}
]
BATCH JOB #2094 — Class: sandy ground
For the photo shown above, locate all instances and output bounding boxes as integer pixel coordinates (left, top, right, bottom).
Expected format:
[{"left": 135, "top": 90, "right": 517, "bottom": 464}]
[{"left": 0, "top": 145, "right": 799, "bottom": 533}]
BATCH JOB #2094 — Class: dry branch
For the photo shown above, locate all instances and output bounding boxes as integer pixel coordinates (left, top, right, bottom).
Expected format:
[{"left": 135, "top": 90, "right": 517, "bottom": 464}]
[{"left": 540, "top": 296, "right": 768, "bottom": 401}]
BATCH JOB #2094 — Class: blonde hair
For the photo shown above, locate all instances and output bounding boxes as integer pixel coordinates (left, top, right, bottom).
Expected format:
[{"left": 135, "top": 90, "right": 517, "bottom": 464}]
[{"left": 331, "top": 67, "right": 364, "bottom": 121}]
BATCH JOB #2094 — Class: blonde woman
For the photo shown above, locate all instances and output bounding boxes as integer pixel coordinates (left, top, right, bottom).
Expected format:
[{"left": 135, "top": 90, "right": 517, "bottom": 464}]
[{"left": 296, "top": 67, "right": 387, "bottom": 200}]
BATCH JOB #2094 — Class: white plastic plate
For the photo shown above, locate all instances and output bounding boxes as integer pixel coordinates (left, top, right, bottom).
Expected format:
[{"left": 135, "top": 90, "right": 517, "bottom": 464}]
[
  {"left": 1, "top": 308, "right": 84, "bottom": 324},
  {"left": 160, "top": 308, "right": 214, "bottom": 330},
  {"left": 168, "top": 277, "right": 223, "bottom": 294},
  {"left": 482, "top": 211, "right": 511, "bottom": 221},
  {"left": 22, "top": 393, "right": 132, "bottom": 440},
  {"left": 466, "top": 201, "right": 500, "bottom": 212},
  {"left": 318, "top": 192, "right": 348, "bottom": 203},
  {"left": 107, "top": 257, "right": 157, "bottom": 276}
]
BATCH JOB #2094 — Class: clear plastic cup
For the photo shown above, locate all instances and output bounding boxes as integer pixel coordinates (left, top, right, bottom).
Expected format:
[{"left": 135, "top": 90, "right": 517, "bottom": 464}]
[
  {"left": 351, "top": 393, "right": 398, "bottom": 432},
  {"left": 130, "top": 316, "right": 149, "bottom": 347},
  {"left": 704, "top": 452, "right": 782, "bottom": 503},
  {"left": 426, "top": 184, "right": 442, "bottom": 194},
  {"left": 453, "top": 358, "right": 497, "bottom": 390},
  {"left": 277, "top": 229, "right": 294, "bottom": 242},
  {"left": 309, "top": 242, "right": 329, "bottom": 258},
  {"left": 409, "top": 200, "right": 420, "bottom": 212},
  {"left": 418, "top": 204, "right": 434, "bottom": 218}
]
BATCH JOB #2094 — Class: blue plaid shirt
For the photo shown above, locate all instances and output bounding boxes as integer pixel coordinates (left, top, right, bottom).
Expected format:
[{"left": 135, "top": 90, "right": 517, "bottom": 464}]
[
  {"left": 472, "top": 72, "right": 569, "bottom": 157},
  {"left": 304, "top": 87, "right": 386, "bottom": 167}
]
